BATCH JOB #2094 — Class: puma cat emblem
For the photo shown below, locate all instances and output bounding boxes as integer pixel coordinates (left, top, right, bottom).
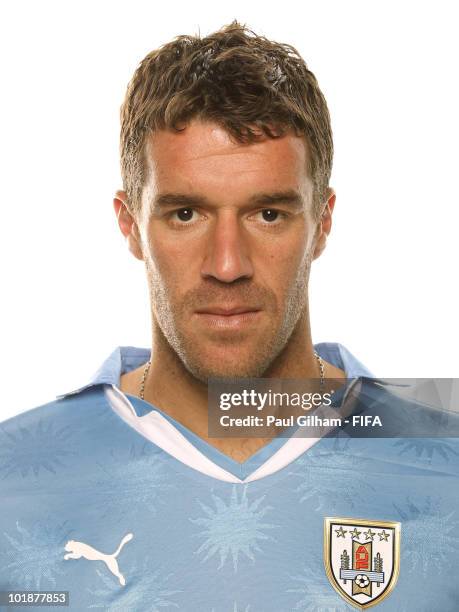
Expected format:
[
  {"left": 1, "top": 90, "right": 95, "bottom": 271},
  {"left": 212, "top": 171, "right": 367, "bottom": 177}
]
[{"left": 64, "top": 532, "right": 133, "bottom": 586}]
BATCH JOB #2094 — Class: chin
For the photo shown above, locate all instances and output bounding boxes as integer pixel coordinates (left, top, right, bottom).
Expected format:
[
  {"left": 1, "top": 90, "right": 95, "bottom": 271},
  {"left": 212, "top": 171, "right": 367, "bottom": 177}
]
[
  {"left": 189, "top": 366, "right": 262, "bottom": 383},
  {"left": 182, "top": 351, "right": 271, "bottom": 382},
  {"left": 170, "top": 326, "right": 289, "bottom": 381}
]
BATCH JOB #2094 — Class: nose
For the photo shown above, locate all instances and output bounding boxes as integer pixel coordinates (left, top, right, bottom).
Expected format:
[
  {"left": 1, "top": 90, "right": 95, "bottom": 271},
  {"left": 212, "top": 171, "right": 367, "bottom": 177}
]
[{"left": 201, "top": 210, "right": 254, "bottom": 283}]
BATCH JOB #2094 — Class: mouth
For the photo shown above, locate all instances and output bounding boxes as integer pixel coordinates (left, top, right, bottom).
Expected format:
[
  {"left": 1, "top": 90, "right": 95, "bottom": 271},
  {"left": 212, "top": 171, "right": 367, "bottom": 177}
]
[{"left": 194, "top": 306, "right": 262, "bottom": 329}]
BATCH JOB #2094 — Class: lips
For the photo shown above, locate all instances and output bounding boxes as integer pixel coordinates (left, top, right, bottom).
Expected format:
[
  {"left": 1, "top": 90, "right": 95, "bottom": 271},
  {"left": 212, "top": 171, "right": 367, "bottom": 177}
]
[
  {"left": 193, "top": 306, "right": 262, "bottom": 330},
  {"left": 195, "top": 306, "right": 261, "bottom": 316}
]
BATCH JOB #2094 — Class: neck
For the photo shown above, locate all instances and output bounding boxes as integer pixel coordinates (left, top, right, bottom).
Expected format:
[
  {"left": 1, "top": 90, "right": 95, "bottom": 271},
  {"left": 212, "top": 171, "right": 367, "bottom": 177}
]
[{"left": 138, "top": 311, "right": 327, "bottom": 461}]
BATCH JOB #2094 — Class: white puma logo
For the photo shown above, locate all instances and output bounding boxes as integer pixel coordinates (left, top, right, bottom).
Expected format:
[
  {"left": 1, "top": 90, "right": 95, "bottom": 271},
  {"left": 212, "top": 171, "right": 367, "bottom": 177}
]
[{"left": 63, "top": 532, "right": 133, "bottom": 586}]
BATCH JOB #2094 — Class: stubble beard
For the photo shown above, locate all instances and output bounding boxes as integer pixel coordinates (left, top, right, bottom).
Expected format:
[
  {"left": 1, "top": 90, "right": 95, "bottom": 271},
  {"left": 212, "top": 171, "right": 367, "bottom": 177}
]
[{"left": 145, "top": 254, "right": 312, "bottom": 383}]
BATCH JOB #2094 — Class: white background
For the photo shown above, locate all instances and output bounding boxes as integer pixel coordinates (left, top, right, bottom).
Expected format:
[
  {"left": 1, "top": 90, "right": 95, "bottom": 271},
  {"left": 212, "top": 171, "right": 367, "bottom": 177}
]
[{"left": 1, "top": 1, "right": 458, "bottom": 420}]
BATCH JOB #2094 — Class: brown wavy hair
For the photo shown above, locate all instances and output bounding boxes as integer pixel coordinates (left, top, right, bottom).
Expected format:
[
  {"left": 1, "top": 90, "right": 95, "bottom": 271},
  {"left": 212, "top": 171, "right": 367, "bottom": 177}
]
[{"left": 120, "top": 20, "right": 333, "bottom": 218}]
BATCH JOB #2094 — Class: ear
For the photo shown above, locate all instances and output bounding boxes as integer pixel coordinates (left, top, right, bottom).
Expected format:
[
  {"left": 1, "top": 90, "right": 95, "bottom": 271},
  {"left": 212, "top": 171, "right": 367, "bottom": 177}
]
[
  {"left": 113, "top": 190, "right": 144, "bottom": 261},
  {"left": 312, "top": 188, "right": 336, "bottom": 261}
]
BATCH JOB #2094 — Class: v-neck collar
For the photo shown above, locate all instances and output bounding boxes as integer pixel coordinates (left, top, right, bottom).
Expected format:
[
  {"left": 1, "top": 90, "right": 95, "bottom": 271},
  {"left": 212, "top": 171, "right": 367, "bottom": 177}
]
[
  {"left": 56, "top": 342, "right": 375, "bottom": 483},
  {"left": 103, "top": 375, "right": 363, "bottom": 483},
  {"left": 128, "top": 391, "right": 292, "bottom": 480}
]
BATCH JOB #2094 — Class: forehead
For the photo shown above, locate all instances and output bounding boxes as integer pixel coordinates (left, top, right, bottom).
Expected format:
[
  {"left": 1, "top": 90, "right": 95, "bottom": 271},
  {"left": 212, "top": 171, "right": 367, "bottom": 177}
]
[{"left": 142, "top": 120, "right": 312, "bottom": 205}]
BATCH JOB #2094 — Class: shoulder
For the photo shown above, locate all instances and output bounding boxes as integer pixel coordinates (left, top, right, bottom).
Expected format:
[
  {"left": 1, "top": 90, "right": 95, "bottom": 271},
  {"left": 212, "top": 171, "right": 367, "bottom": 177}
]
[
  {"left": 356, "top": 379, "right": 459, "bottom": 425},
  {"left": 344, "top": 378, "right": 459, "bottom": 469},
  {"left": 0, "top": 386, "right": 107, "bottom": 432},
  {"left": 0, "top": 387, "right": 111, "bottom": 482}
]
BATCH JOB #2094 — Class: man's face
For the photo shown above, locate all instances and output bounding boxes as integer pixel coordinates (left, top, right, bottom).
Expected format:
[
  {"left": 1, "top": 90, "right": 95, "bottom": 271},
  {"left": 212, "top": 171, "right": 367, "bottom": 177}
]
[{"left": 126, "top": 120, "right": 331, "bottom": 381}]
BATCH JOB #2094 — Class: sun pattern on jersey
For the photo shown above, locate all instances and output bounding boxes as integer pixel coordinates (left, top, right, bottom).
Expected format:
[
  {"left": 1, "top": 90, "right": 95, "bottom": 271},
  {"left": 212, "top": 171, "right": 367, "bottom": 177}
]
[
  {"left": 89, "top": 441, "right": 171, "bottom": 523},
  {"left": 394, "top": 496, "right": 459, "bottom": 576},
  {"left": 290, "top": 438, "right": 375, "bottom": 512},
  {"left": 0, "top": 419, "right": 77, "bottom": 479},
  {"left": 190, "top": 485, "right": 276, "bottom": 572},
  {"left": 393, "top": 439, "right": 459, "bottom": 463},
  {"left": 1, "top": 519, "right": 73, "bottom": 589},
  {"left": 87, "top": 559, "right": 181, "bottom": 611},
  {"left": 287, "top": 563, "right": 351, "bottom": 611}
]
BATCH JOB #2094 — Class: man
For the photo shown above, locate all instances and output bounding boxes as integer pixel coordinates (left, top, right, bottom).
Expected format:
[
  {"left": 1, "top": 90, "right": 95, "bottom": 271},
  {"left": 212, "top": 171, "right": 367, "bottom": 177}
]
[{"left": 1, "top": 21, "right": 458, "bottom": 611}]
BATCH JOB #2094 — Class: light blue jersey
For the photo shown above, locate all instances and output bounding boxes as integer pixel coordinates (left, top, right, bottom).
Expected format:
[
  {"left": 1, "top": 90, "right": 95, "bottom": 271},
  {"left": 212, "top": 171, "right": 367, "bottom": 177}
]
[{"left": 1, "top": 343, "right": 458, "bottom": 611}]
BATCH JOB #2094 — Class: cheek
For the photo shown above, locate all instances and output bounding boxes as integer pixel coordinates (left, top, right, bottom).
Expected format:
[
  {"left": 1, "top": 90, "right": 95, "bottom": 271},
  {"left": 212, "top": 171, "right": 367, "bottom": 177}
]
[
  {"left": 144, "top": 225, "right": 198, "bottom": 291},
  {"left": 255, "top": 229, "right": 311, "bottom": 289}
]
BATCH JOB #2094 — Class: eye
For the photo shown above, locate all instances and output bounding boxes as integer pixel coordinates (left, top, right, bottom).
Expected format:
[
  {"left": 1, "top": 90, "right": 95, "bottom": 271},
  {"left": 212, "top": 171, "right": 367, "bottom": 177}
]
[
  {"left": 250, "top": 208, "right": 288, "bottom": 225},
  {"left": 167, "top": 207, "right": 206, "bottom": 229},
  {"left": 174, "top": 208, "right": 195, "bottom": 222},
  {"left": 261, "top": 209, "right": 280, "bottom": 222},
  {"left": 167, "top": 207, "right": 205, "bottom": 226}
]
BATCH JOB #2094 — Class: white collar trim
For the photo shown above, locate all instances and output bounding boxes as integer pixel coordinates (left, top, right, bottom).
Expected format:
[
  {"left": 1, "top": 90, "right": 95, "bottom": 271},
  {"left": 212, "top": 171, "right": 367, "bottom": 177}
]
[{"left": 105, "top": 379, "right": 362, "bottom": 484}]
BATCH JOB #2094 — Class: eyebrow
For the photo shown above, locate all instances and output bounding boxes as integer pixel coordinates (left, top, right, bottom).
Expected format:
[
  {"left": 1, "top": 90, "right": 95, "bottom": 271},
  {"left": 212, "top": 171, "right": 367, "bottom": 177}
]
[{"left": 153, "top": 190, "right": 304, "bottom": 209}]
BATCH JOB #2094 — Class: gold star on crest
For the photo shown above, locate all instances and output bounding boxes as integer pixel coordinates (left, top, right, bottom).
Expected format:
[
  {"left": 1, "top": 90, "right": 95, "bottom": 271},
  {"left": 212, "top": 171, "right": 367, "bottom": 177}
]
[
  {"left": 378, "top": 529, "right": 390, "bottom": 542},
  {"left": 350, "top": 528, "right": 362, "bottom": 539},
  {"left": 363, "top": 528, "right": 375, "bottom": 541},
  {"left": 335, "top": 526, "right": 347, "bottom": 538}
]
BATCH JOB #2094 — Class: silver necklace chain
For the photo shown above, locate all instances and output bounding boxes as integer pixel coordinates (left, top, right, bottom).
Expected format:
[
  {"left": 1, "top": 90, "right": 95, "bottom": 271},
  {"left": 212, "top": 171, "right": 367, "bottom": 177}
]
[{"left": 139, "top": 351, "right": 325, "bottom": 400}]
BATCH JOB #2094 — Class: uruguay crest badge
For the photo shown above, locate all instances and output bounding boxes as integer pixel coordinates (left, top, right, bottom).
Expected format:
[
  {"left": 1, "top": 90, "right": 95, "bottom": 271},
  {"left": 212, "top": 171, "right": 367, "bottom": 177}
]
[{"left": 324, "top": 517, "right": 401, "bottom": 610}]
